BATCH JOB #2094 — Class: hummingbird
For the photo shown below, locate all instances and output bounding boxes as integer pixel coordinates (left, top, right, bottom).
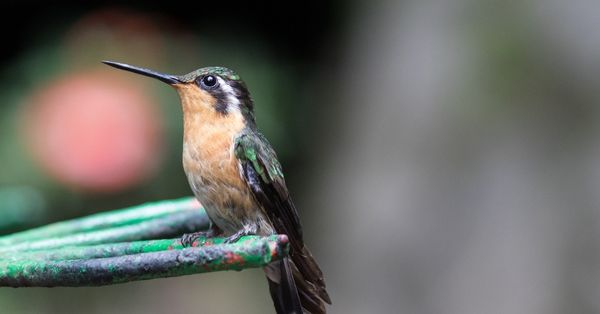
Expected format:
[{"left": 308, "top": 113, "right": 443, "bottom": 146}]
[{"left": 103, "top": 61, "right": 331, "bottom": 313}]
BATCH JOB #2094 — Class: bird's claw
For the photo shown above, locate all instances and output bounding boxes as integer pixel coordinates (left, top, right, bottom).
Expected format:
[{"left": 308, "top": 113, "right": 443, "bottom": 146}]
[
  {"left": 224, "top": 234, "right": 241, "bottom": 244},
  {"left": 180, "top": 230, "right": 214, "bottom": 247},
  {"left": 224, "top": 226, "right": 257, "bottom": 244}
]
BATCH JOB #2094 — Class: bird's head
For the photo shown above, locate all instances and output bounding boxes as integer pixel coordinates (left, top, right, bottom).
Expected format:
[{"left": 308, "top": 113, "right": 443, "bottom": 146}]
[{"left": 102, "top": 61, "right": 255, "bottom": 126}]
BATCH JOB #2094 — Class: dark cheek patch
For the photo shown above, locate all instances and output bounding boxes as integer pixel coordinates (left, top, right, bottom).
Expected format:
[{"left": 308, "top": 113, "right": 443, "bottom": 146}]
[
  {"left": 215, "top": 101, "right": 228, "bottom": 115},
  {"left": 207, "top": 78, "right": 250, "bottom": 116},
  {"left": 211, "top": 87, "right": 229, "bottom": 115}
]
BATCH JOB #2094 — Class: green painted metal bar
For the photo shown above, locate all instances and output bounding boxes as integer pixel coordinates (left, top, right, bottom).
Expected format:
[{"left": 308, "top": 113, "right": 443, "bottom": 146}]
[
  {"left": 0, "top": 235, "right": 289, "bottom": 287},
  {"left": 0, "top": 238, "right": 185, "bottom": 263},
  {"left": 0, "top": 197, "right": 289, "bottom": 288},
  {"left": 0, "top": 236, "right": 264, "bottom": 263},
  {"left": 0, "top": 210, "right": 210, "bottom": 254},
  {"left": 0, "top": 197, "right": 200, "bottom": 246}
]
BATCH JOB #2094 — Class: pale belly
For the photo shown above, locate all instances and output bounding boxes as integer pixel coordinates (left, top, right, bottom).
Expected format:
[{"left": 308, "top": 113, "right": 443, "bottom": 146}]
[{"left": 183, "top": 148, "right": 275, "bottom": 236}]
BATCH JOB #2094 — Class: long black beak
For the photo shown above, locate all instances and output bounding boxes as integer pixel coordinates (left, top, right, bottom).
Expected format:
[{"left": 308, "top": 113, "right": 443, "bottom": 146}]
[{"left": 102, "top": 61, "right": 181, "bottom": 85}]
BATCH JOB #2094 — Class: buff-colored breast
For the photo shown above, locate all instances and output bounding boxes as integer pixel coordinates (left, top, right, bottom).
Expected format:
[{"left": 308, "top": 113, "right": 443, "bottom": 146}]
[{"left": 176, "top": 84, "right": 270, "bottom": 234}]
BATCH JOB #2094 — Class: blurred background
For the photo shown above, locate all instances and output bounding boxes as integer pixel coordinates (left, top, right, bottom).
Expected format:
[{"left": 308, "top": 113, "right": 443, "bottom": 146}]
[{"left": 1, "top": 1, "right": 600, "bottom": 313}]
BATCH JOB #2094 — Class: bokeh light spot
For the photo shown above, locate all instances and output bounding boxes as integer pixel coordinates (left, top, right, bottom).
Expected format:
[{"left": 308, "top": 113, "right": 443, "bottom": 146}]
[{"left": 22, "top": 70, "right": 164, "bottom": 193}]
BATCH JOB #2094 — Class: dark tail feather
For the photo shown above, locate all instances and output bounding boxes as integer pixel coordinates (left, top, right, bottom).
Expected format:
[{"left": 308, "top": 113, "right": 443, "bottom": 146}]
[
  {"left": 265, "top": 248, "right": 330, "bottom": 314},
  {"left": 266, "top": 258, "right": 302, "bottom": 314},
  {"left": 292, "top": 247, "right": 331, "bottom": 305}
]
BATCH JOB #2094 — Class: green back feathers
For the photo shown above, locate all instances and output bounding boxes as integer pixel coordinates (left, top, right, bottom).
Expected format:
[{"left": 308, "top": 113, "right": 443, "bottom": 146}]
[{"left": 234, "top": 131, "right": 284, "bottom": 182}]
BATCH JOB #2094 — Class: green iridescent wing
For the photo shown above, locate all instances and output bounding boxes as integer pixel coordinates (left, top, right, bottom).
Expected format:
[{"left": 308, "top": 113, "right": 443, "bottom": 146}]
[
  {"left": 235, "top": 131, "right": 331, "bottom": 313},
  {"left": 234, "top": 131, "right": 304, "bottom": 250}
]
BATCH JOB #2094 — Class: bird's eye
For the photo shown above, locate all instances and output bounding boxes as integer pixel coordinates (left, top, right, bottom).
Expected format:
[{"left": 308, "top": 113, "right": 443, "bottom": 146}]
[{"left": 199, "top": 75, "right": 218, "bottom": 89}]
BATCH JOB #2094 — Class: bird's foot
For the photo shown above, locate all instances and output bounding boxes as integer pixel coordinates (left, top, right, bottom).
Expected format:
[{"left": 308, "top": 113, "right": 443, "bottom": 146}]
[
  {"left": 180, "top": 228, "right": 217, "bottom": 247},
  {"left": 224, "top": 225, "right": 257, "bottom": 244}
]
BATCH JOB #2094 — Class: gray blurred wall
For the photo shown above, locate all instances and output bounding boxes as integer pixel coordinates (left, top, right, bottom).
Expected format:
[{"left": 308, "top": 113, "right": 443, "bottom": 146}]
[{"left": 309, "top": 1, "right": 600, "bottom": 313}]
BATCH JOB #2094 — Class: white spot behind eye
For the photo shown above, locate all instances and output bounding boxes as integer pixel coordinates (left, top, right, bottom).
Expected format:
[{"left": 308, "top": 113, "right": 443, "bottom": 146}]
[{"left": 217, "top": 77, "right": 241, "bottom": 112}]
